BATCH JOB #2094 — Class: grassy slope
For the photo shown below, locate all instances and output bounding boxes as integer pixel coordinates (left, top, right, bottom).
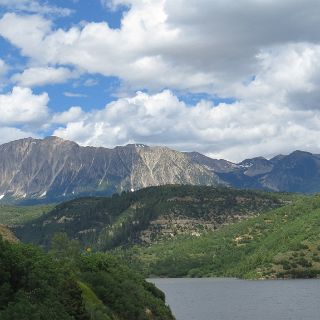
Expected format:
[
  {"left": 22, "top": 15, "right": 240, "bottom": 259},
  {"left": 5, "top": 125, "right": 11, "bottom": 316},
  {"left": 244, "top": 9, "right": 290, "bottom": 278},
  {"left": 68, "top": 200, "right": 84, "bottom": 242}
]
[
  {"left": 0, "top": 204, "right": 54, "bottom": 226},
  {"left": 120, "top": 194, "right": 320, "bottom": 279}
]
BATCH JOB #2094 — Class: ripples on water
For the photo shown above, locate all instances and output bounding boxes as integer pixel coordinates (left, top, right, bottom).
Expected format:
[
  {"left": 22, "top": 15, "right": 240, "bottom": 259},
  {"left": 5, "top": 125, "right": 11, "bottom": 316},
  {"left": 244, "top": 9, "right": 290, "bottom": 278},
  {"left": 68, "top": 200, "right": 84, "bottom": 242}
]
[{"left": 150, "top": 278, "right": 320, "bottom": 320}]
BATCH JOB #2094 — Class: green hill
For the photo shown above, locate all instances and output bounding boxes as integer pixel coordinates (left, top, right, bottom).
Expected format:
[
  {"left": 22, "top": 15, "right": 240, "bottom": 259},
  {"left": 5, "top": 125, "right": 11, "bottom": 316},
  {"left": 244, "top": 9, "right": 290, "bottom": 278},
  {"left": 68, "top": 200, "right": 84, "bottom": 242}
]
[
  {"left": 121, "top": 194, "right": 320, "bottom": 279},
  {"left": 0, "top": 236, "right": 174, "bottom": 320},
  {"left": 0, "top": 204, "right": 53, "bottom": 226},
  {"left": 12, "top": 184, "right": 318, "bottom": 280},
  {"left": 15, "top": 185, "right": 286, "bottom": 250}
]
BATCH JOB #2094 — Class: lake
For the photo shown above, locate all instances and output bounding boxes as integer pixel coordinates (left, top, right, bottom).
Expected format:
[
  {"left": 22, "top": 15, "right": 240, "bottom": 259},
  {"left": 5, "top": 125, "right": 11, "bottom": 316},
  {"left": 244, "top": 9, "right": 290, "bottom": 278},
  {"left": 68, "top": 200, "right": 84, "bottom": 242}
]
[{"left": 150, "top": 278, "right": 320, "bottom": 320}]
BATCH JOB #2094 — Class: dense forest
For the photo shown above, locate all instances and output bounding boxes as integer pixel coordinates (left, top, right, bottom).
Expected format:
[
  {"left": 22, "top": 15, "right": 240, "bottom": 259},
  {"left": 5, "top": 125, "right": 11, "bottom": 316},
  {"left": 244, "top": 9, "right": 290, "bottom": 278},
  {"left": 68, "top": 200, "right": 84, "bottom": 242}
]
[{"left": 0, "top": 235, "right": 174, "bottom": 320}]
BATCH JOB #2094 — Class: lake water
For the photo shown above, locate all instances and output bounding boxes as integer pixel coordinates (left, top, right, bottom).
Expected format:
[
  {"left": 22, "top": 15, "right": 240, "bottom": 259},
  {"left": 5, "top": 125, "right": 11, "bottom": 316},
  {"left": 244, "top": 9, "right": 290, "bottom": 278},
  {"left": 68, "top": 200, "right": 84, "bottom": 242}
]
[{"left": 150, "top": 278, "right": 320, "bottom": 320}]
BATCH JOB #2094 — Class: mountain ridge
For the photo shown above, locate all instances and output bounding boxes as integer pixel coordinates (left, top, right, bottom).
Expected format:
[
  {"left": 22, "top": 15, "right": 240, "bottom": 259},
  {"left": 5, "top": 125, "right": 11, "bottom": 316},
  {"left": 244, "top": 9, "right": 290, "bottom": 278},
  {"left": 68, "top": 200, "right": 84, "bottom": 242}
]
[
  {"left": 1, "top": 137, "right": 320, "bottom": 203},
  {"left": 0, "top": 137, "right": 218, "bottom": 203}
]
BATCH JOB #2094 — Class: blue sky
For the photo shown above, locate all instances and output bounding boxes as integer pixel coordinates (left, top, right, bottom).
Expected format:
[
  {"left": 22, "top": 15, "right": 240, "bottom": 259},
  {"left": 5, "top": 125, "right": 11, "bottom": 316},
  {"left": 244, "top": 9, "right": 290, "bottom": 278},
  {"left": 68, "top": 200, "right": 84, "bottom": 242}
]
[
  {"left": 0, "top": 0, "right": 127, "bottom": 111},
  {"left": 0, "top": 0, "right": 320, "bottom": 161}
]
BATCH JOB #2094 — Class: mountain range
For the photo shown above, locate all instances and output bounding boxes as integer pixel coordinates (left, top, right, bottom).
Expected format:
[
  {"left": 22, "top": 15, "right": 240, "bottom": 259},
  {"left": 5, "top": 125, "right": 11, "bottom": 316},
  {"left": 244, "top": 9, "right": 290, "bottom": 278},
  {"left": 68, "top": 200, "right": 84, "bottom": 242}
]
[{"left": 0, "top": 136, "right": 319, "bottom": 203}]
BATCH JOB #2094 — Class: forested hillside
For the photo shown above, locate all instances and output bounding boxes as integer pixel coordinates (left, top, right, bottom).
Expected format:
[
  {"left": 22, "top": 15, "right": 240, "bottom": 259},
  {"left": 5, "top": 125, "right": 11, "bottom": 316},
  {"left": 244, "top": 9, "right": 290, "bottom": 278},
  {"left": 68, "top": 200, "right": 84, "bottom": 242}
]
[
  {"left": 15, "top": 185, "right": 285, "bottom": 250},
  {"left": 9, "top": 185, "right": 319, "bottom": 280},
  {"left": 0, "top": 235, "right": 174, "bottom": 320},
  {"left": 121, "top": 195, "right": 320, "bottom": 279},
  {"left": 0, "top": 204, "right": 53, "bottom": 226}
]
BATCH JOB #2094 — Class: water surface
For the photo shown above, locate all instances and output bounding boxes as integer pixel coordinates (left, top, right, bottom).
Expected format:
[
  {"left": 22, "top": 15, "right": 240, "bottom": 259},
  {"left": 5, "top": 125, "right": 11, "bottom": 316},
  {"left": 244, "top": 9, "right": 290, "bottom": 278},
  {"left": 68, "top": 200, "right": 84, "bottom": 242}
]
[{"left": 150, "top": 278, "right": 320, "bottom": 320}]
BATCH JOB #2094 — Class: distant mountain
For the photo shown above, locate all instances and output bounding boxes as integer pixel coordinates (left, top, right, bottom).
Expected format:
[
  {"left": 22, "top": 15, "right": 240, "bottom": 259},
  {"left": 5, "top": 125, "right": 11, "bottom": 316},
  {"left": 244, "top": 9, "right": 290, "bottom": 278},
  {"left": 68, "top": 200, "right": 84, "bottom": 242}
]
[
  {"left": 0, "top": 137, "right": 320, "bottom": 203},
  {"left": 0, "top": 137, "right": 218, "bottom": 203},
  {"left": 209, "top": 150, "right": 320, "bottom": 193}
]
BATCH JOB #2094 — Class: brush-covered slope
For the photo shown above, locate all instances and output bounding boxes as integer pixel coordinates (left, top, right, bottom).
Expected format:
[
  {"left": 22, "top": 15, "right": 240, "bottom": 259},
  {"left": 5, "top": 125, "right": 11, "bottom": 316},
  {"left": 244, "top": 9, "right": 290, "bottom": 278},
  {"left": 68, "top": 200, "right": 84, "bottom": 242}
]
[
  {"left": 15, "top": 185, "right": 285, "bottom": 250},
  {"left": 0, "top": 204, "right": 53, "bottom": 226},
  {"left": 122, "top": 194, "right": 320, "bottom": 279},
  {"left": 0, "top": 237, "right": 174, "bottom": 320},
  {"left": 0, "top": 137, "right": 218, "bottom": 203},
  {"left": 0, "top": 224, "right": 18, "bottom": 243}
]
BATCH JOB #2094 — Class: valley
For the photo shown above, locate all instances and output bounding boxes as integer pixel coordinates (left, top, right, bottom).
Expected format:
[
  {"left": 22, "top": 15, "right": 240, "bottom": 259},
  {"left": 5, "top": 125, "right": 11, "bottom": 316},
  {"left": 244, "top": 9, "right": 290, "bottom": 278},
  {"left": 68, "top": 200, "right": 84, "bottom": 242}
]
[{"left": 1, "top": 174, "right": 320, "bottom": 319}]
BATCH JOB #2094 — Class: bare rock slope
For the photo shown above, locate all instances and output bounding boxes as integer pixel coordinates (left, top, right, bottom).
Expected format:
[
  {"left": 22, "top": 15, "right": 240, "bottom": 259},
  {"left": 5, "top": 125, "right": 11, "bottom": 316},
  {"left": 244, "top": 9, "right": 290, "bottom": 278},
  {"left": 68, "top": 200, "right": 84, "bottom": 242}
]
[{"left": 0, "top": 137, "right": 218, "bottom": 202}]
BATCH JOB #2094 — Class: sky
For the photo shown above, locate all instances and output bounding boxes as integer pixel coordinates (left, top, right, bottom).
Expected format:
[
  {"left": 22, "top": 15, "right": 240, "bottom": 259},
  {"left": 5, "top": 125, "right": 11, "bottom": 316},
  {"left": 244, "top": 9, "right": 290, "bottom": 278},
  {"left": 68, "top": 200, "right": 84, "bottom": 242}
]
[{"left": 0, "top": 0, "right": 320, "bottom": 162}]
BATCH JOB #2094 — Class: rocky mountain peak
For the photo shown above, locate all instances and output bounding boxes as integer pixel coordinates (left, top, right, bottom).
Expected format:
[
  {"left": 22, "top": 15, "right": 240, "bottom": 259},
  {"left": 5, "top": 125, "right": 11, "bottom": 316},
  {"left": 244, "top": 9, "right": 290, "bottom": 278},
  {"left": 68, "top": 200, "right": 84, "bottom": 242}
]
[{"left": 0, "top": 137, "right": 218, "bottom": 203}]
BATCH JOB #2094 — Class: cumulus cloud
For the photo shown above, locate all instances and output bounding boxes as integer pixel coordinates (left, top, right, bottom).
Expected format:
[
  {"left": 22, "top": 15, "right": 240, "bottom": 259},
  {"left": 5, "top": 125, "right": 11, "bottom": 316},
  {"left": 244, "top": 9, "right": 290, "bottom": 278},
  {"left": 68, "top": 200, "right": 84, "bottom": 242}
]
[
  {"left": 1, "top": 1, "right": 320, "bottom": 94},
  {"left": 0, "top": 127, "right": 37, "bottom": 145},
  {"left": 0, "top": 86, "right": 49, "bottom": 125},
  {"left": 0, "top": 13, "right": 54, "bottom": 64},
  {"left": 53, "top": 90, "right": 320, "bottom": 162},
  {"left": 11, "top": 67, "right": 77, "bottom": 87},
  {"left": 0, "top": 88, "right": 87, "bottom": 144},
  {"left": 51, "top": 106, "right": 85, "bottom": 124},
  {"left": 234, "top": 43, "right": 320, "bottom": 107},
  {"left": 0, "top": 86, "right": 50, "bottom": 143}
]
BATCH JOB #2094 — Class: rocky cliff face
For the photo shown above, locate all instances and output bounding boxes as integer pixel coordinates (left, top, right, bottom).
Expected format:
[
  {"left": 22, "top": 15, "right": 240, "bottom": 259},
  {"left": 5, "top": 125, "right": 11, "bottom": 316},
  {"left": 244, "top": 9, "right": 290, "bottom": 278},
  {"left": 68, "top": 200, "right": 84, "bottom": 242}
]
[{"left": 0, "top": 137, "right": 218, "bottom": 202}]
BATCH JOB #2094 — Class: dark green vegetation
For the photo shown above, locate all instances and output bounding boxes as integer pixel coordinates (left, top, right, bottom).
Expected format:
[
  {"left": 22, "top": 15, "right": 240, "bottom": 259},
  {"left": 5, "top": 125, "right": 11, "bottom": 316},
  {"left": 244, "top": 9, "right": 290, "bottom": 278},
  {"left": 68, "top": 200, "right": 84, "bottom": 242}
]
[
  {"left": 15, "top": 185, "right": 285, "bottom": 250},
  {"left": 0, "top": 204, "right": 53, "bottom": 226},
  {"left": 0, "top": 235, "right": 174, "bottom": 320},
  {"left": 122, "top": 195, "right": 320, "bottom": 279}
]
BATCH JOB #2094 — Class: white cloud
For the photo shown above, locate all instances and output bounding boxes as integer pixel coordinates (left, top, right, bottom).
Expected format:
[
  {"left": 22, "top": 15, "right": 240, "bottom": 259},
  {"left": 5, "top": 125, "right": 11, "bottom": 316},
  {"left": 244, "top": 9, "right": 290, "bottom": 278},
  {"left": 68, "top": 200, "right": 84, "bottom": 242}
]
[
  {"left": 0, "top": 59, "right": 8, "bottom": 76},
  {"left": 1, "top": 1, "right": 320, "bottom": 94},
  {"left": 64, "top": 92, "right": 87, "bottom": 98},
  {"left": 0, "top": 127, "right": 37, "bottom": 145},
  {"left": 83, "top": 78, "right": 98, "bottom": 87},
  {"left": 0, "top": 13, "right": 52, "bottom": 64},
  {"left": 52, "top": 106, "right": 85, "bottom": 124},
  {"left": 0, "top": 86, "right": 49, "bottom": 125},
  {"left": 232, "top": 43, "right": 320, "bottom": 110},
  {"left": 53, "top": 90, "right": 320, "bottom": 162},
  {"left": 11, "top": 67, "right": 77, "bottom": 87},
  {"left": 0, "top": 0, "right": 72, "bottom": 16}
]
